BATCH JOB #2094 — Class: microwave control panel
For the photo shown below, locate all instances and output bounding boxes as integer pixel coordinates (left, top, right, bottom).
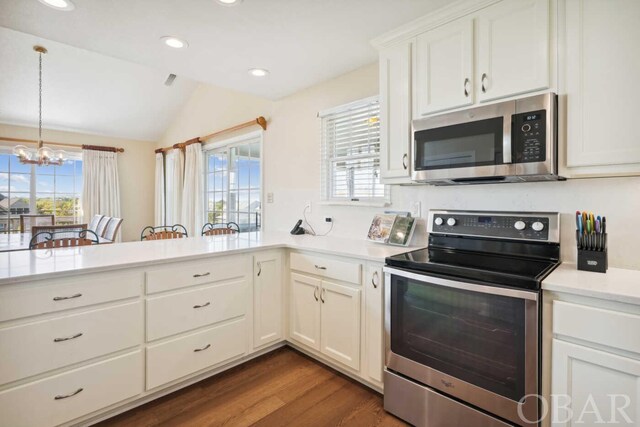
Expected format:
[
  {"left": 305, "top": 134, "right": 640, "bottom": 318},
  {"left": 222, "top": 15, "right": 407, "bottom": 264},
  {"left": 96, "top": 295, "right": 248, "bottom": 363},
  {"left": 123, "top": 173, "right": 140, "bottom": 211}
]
[{"left": 513, "top": 110, "right": 546, "bottom": 163}]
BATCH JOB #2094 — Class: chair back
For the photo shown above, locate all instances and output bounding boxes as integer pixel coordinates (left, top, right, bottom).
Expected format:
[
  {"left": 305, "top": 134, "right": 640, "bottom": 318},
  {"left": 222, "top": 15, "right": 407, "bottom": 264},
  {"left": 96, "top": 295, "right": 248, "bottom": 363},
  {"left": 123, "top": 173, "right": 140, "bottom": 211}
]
[
  {"left": 141, "top": 224, "right": 188, "bottom": 241},
  {"left": 103, "top": 218, "right": 123, "bottom": 241},
  {"left": 20, "top": 214, "right": 54, "bottom": 233},
  {"left": 95, "top": 216, "right": 111, "bottom": 237},
  {"left": 87, "top": 215, "right": 104, "bottom": 232},
  {"left": 201, "top": 222, "right": 240, "bottom": 236},
  {"left": 29, "top": 229, "right": 98, "bottom": 250}
]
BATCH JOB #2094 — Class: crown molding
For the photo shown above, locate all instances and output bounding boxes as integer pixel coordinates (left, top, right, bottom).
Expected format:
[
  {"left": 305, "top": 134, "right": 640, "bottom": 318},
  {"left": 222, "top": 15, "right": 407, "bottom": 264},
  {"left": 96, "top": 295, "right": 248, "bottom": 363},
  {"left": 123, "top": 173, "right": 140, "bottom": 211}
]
[{"left": 370, "top": 0, "right": 501, "bottom": 49}]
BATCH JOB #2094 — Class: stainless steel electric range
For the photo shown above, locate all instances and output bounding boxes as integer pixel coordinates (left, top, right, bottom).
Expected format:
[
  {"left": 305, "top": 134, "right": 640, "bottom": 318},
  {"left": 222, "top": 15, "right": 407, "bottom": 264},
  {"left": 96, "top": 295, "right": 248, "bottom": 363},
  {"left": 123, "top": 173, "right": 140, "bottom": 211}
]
[{"left": 383, "top": 210, "right": 560, "bottom": 427}]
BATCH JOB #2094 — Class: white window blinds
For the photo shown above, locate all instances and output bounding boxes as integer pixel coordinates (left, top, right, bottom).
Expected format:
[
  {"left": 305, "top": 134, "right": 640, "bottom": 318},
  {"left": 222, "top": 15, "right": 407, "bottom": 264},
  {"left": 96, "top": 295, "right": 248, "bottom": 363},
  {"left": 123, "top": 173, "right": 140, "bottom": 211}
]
[{"left": 320, "top": 96, "right": 388, "bottom": 204}]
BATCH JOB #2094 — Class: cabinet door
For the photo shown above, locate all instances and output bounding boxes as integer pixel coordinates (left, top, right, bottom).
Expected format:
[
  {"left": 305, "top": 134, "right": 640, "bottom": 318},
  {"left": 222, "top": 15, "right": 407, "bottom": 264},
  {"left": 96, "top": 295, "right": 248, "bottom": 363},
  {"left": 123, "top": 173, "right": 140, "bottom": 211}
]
[
  {"left": 564, "top": 0, "right": 640, "bottom": 172},
  {"left": 253, "top": 251, "right": 283, "bottom": 349},
  {"left": 379, "top": 40, "right": 413, "bottom": 181},
  {"left": 364, "top": 264, "right": 384, "bottom": 384},
  {"left": 289, "top": 273, "right": 321, "bottom": 351},
  {"left": 551, "top": 339, "right": 640, "bottom": 426},
  {"left": 320, "top": 280, "right": 361, "bottom": 370},
  {"left": 415, "top": 18, "right": 474, "bottom": 116},
  {"left": 478, "top": 0, "right": 549, "bottom": 102}
]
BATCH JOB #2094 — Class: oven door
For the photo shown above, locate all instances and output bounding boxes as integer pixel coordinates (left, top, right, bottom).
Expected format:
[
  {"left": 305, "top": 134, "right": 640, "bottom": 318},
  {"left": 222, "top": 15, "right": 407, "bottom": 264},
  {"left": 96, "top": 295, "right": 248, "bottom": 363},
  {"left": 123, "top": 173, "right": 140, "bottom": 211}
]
[
  {"left": 411, "top": 100, "right": 515, "bottom": 183},
  {"left": 384, "top": 267, "right": 539, "bottom": 426}
]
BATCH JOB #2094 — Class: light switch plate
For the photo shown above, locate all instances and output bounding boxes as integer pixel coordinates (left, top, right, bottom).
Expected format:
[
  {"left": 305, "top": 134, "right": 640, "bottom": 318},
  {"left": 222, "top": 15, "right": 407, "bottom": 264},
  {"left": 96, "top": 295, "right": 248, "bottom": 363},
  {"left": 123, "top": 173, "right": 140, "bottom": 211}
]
[
  {"left": 411, "top": 201, "right": 422, "bottom": 218},
  {"left": 267, "top": 192, "right": 274, "bottom": 203}
]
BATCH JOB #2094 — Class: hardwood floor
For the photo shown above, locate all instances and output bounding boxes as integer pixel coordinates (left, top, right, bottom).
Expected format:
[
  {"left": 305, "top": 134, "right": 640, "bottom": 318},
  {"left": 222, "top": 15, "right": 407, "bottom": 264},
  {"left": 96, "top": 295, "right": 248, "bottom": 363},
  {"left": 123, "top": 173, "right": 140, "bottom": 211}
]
[{"left": 96, "top": 347, "right": 408, "bottom": 427}]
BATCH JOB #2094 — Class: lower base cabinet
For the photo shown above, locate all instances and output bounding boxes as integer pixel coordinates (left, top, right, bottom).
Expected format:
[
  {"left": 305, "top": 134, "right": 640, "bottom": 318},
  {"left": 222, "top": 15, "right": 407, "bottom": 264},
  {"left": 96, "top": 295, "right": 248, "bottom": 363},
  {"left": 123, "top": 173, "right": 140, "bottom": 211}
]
[
  {"left": 364, "top": 264, "right": 384, "bottom": 384},
  {"left": 0, "top": 351, "right": 143, "bottom": 427},
  {"left": 290, "top": 273, "right": 322, "bottom": 350},
  {"left": 146, "top": 319, "right": 247, "bottom": 390}
]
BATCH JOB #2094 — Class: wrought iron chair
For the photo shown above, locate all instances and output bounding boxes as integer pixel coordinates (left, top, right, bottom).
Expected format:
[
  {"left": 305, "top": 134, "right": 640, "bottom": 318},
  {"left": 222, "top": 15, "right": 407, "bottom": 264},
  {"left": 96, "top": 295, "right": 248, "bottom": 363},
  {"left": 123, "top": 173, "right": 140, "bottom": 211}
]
[
  {"left": 201, "top": 222, "right": 240, "bottom": 236},
  {"left": 141, "top": 224, "right": 188, "bottom": 241},
  {"left": 20, "top": 214, "right": 54, "bottom": 233},
  {"left": 29, "top": 229, "right": 99, "bottom": 250}
]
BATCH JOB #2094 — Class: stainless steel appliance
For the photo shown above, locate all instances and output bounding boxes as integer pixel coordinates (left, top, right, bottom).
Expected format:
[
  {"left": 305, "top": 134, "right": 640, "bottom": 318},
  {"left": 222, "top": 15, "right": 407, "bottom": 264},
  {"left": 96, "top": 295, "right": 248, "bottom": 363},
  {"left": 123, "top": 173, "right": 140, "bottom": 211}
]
[
  {"left": 384, "top": 210, "right": 560, "bottom": 427},
  {"left": 412, "top": 93, "right": 560, "bottom": 185}
]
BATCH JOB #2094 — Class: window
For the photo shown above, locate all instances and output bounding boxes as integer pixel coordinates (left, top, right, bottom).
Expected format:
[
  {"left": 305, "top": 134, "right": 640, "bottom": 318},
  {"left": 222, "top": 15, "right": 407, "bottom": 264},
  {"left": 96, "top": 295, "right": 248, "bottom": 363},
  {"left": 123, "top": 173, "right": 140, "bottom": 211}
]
[
  {"left": 204, "top": 133, "right": 261, "bottom": 232},
  {"left": 0, "top": 153, "right": 83, "bottom": 233},
  {"left": 320, "top": 96, "right": 387, "bottom": 204}
]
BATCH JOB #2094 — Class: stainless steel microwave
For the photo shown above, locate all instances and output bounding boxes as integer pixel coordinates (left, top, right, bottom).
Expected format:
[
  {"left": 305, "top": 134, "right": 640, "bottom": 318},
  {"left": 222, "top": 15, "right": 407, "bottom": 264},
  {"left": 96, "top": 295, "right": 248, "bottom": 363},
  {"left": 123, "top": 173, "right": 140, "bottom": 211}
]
[{"left": 411, "top": 93, "right": 561, "bottom": 185}]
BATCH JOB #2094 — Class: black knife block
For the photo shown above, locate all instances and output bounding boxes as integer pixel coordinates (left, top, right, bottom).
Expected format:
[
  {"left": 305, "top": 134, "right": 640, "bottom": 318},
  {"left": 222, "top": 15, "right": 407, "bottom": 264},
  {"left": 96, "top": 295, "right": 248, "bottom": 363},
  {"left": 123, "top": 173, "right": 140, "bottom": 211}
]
[{"left": 577, "top": 233, "right": 608, "bottom": 273}]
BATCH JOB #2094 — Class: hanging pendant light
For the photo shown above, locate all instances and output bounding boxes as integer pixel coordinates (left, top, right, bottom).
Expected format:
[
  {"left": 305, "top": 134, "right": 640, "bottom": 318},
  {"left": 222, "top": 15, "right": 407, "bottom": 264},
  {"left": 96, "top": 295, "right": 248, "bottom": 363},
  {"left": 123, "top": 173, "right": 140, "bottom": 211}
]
[{"left": 13, "top": 46, "right": 67, "bottom": 166}]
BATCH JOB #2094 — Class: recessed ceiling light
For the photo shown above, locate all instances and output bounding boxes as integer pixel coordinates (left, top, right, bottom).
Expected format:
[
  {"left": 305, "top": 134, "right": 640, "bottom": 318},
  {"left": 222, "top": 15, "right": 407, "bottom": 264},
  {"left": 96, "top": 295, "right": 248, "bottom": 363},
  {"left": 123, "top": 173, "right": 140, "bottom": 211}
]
[
  {"left": 248, "top": 68, "right": 270, "bottom": 77},
  {"left": 216, "top": 0, "right": 243, "bottom": 5},
  {"left": 37, "top": 0, "right": 75, "bottom": 11},
  {"left": 161, "top": 36, "right": 189, "bottom": 49}
]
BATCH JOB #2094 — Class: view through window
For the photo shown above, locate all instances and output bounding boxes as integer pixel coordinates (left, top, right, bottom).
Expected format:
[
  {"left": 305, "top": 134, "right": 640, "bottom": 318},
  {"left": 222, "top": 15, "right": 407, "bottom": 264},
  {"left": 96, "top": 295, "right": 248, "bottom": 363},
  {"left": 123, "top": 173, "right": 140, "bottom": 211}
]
[
  {"left": 0, "top": 153, "right": 83, "bottom": 233},
  {"left": 205, "top": 137, "right": 261, "bottom": 232}
]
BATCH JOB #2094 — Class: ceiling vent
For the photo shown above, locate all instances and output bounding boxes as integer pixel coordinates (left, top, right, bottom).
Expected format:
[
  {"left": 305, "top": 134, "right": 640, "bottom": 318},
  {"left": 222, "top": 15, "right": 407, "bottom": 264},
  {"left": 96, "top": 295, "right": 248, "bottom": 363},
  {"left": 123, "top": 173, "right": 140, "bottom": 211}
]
[{"left": 164, "top": 74, "right": 177, "bottom": 86}]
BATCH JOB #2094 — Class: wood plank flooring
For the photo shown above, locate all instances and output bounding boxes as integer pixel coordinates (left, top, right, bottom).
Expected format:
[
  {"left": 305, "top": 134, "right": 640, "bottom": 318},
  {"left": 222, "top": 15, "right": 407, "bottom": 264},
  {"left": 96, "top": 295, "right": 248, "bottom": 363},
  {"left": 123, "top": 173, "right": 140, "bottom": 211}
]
[{"left": 96, "top": 347, "right": 408, "bottom": 427}]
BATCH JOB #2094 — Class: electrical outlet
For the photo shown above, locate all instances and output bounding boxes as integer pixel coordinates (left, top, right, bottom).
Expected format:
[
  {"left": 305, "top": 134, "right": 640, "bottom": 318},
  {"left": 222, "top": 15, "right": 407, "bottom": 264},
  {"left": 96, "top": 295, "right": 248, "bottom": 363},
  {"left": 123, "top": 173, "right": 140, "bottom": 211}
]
[
  {"left": 411, "top": 201, "right": 422, "bottom": 218},
  {"left": 325, "top": 217, "right": 333, "bottom": 223},
  {"left": 304, "top": 200, "right": 312, "bottom": 213}
]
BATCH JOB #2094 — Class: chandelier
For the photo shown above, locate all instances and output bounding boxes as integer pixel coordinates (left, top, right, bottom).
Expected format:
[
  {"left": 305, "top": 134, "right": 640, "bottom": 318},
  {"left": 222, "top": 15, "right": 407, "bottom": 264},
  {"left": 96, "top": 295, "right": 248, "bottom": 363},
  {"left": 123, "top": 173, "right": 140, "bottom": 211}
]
[{"left": 13, "top": 46, "right": 67, "bottom": 166}]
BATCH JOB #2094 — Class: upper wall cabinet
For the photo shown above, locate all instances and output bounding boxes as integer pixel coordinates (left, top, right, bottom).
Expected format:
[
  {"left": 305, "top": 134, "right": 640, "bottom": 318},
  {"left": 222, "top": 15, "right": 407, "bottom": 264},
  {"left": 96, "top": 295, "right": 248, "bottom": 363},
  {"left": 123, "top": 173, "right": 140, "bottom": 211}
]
[
  {"left": 379, "top": 40, "right": 413, "bottom": 182},
  {"left": 563, "top": 0, "right": 640, "bottom": 176},
  {"left": 414, "top": 18, "right": 474, "bottom": 117},
  {"left": 477, "top": 0, "right": 550, "bottom": 102}
]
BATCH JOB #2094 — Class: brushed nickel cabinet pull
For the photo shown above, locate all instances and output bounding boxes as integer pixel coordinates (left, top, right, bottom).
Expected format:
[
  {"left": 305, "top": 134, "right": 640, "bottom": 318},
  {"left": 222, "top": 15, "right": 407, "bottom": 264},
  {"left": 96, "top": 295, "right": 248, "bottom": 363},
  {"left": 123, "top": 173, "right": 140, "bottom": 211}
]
[
  {"left": 54, "top": 388, "right": 83, "bottom": 400},
  {"left": 314, "top": 265, "right": 327, "bottom": 270},
  {"left": 313, "top": 286, "right": 319, "bottom": 302},
  {"left": 320, "top": 288, "right": 326, "bottom": 304},
  {"left": 402, "top": 154, "right": 408, "bottom": 170},
  {"left": 257, "top": 262, "right": 262, "bottom": 277},
  {"left": 372, "top": 270, "right": 379, "bottom": 289},
  {"left": 53, "top": 293, "right": 82, "bottom": 301},
  {"left": 481, "top": 73, "right": 488, "bottom": 93},
  {"left": 53, "top": 332, "right": 83, "bottom": 343},
  {"left": 193, "top": 302, "right": 211, "bottom": 309},
  {"left": 194, "top": 344, "right": 211, "bottom": 352},
  {"left": 464, "top": 78, "right": 470, "bottom": 97},
  {"left": 193, "top": 272, "right": 210, "bottom": 278}
]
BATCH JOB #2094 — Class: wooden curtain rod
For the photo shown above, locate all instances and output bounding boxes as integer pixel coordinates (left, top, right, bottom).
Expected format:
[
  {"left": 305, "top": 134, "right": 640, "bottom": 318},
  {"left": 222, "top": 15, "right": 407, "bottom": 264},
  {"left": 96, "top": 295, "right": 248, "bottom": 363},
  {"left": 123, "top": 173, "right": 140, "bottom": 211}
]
[
  {"left": 156, "top": 116, "right": 267, "bottom": 154},
  {"left": 0, "top": 136, "right": 125, "bottom": 153}
]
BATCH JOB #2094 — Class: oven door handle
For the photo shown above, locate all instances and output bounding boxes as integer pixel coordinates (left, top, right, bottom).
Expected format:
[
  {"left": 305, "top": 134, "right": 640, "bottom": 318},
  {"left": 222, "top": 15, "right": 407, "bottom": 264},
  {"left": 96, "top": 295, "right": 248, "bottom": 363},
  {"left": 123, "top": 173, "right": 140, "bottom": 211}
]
[{"left": 383, "top": 267, "right": 538, "bottom": 301}]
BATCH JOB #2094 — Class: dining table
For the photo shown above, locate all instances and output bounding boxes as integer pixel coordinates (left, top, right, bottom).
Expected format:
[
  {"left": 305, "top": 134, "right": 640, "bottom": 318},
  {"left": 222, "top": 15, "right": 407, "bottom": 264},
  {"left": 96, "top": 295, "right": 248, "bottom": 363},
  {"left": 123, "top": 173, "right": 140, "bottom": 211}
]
[{"left": 0, "top": 232, "right": 113, "bottom": 252}]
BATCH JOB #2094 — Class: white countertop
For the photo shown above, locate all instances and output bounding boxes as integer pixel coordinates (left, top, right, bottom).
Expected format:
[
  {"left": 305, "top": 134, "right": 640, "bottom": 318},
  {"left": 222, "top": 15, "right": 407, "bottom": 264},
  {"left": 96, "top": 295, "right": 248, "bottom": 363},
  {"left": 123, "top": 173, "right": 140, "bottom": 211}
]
[
  {"left": 0, "top": 231, "right": 417, "bottom": 285},
  {"left": 543, "top": 263, "right": 640, "bottom": 305}
]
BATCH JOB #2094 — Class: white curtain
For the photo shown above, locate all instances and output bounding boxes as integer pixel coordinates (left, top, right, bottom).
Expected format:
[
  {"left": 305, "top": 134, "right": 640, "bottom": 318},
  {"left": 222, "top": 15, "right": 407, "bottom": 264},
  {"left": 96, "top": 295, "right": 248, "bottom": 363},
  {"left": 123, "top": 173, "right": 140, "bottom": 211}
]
[
  {"left": 82, "top": 149, "right": 121, "bottom": 240},
  {"left": 154, "top": 152, "right": 165, "bottom": 226},
  {"left": 181, "top": 143, "right": 204, "bottom": 237},
  {"left": 164, "top": 149, "right": 184, "bottom": 226}
]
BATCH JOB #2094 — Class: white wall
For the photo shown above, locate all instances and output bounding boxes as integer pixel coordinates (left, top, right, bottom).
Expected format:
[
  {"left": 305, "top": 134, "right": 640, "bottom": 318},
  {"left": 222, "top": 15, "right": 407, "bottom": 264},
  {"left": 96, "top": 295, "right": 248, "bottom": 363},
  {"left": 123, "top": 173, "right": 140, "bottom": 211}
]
[
  {"left": 0, "top": 123, "right": 155, "bottom": 242},
  {"left": 264, "top": 63, "right": 640, "bottom": 270}
]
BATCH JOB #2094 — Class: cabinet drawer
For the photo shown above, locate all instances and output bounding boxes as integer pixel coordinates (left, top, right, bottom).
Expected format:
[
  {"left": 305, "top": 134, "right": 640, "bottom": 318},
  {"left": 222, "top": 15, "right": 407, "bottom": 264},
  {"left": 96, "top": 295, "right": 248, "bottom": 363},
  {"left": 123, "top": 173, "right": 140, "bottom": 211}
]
[
  {"left": 146, "top": 256, "right": 247, "bottom": 294},
  {"left": 146, "top": 279, "right": 247, "bottom": 341},
  {"left": 290, "top": 252, "right": 362, "bottom": 284},
  {"left": 0, "top": 301, "right": 141, "bottom": 385},
  {"left": 0, "top": 271, "right": 141, "bottom": 322},
  {"left": 0, "top": 350, "right": 142, "bottom": 427},
  {"left": 146, "top": 319, "right": 246, "bottom": 390},
  {"left": 553, "top": 300, "right": 640, "bottom": 354}
]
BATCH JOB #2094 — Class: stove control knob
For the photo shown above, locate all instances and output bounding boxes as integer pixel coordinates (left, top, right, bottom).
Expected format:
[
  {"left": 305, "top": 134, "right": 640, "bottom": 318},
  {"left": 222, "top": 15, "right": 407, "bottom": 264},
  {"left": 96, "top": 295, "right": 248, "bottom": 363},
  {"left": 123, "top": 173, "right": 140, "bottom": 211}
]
[
  {"left": 514, "top": 220, "right": 526, "bottom": 231},
  {"left": 532, "top": 221, "right": 544, "bottom": 232},
  {"left": 434, "top": 217, "right": 444, "bottom": 226},
  {"left": 447, "top": 218, "right": 457, "bottom": 227}
]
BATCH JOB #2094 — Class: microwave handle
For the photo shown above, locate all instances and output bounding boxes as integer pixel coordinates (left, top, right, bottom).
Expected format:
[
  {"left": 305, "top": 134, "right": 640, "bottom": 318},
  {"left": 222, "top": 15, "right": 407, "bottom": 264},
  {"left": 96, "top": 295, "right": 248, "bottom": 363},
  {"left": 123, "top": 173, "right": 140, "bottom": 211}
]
[{"left": 503, "top": 116, "right": 513, "bottom": 164}]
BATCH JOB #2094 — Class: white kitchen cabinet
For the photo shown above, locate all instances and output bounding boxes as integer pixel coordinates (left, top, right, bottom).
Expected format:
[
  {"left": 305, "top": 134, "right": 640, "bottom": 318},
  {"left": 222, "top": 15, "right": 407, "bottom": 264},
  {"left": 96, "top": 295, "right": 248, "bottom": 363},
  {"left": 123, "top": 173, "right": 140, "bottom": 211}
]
[
  {"left": 379, "top": 40, "right": 413, "bottom": 182},
  {"left": 477, "top": 0, "right": 550, "bottom": 102},
  {"left": 415, "top": 17, "right": 474, "bottom": 116},
  {"left": 551, "top": 339, "right": 640, "bottom": 426},
  {"left": 364, "top": 263, "right": 384, "bottom": 385},
  {"left": 562, "top": 0, "right": 640, "bottom": 176},
  {"left": 319, "top": 280, "right": 361, "bottom": 371},
  {"left": 289, "top": 273, "right": 321, "bottom": 351},
  {"left": 253, "top": 251, "right": 283, "bottom": 349}
]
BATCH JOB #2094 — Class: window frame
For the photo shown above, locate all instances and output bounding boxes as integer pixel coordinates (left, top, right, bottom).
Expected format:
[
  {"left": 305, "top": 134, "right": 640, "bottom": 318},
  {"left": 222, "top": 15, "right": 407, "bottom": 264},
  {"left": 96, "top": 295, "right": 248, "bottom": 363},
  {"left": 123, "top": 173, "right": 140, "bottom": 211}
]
[
  {"left": 319, "top": 95, "right": 389, "bottom": 207},
  {"left": 203, "top": 130, "right": 264, "bottom": 233}
]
